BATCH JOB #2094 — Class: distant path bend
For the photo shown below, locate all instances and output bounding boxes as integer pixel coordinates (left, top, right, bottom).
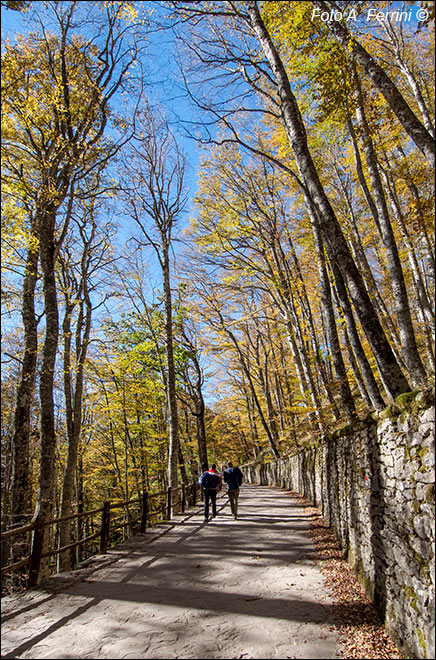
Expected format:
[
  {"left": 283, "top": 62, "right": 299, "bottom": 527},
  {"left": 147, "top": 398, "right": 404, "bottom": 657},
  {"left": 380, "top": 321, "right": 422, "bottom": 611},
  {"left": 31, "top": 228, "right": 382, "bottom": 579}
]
[{"left": 1, "top": 484, "right": 343, "bottom": 659}]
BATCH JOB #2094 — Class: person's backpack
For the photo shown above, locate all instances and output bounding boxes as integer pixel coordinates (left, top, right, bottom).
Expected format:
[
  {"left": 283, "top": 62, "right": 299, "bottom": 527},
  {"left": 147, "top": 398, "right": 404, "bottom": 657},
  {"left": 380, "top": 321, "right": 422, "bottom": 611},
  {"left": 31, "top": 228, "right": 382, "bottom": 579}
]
[{"left": 199, "top": 471, "right": 219, "bottom": 489}]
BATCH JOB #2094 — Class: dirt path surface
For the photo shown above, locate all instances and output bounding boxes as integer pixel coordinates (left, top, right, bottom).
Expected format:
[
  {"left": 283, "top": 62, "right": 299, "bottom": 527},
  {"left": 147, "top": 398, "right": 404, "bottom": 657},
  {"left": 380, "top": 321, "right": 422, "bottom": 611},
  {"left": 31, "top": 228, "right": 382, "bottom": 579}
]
[{"left": 1, "top": 485, "right": 344, "bottom": 659}]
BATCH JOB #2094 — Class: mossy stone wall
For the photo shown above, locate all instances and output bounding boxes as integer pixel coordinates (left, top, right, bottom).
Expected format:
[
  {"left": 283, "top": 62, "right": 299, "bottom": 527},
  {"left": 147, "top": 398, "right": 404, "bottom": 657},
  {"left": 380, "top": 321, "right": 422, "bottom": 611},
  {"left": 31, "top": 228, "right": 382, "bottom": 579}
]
[{"left": 242, "top": 393, "right": 435, "bottom": 659}]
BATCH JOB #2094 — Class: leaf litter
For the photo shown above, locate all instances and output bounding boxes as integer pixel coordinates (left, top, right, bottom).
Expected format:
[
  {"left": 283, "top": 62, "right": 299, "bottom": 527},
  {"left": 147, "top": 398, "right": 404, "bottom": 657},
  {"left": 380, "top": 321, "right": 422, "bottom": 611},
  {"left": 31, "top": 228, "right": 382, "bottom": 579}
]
[{"left": 288, "top": 491, "right": 404, "bottom": 659}]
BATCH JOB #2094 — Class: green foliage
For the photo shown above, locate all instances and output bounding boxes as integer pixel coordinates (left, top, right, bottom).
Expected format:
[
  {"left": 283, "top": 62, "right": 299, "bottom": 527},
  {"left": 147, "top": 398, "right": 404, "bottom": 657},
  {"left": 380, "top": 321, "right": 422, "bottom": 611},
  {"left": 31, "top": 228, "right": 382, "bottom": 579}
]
[{"left": 261, "top": 1, "right": 354, "bottom": 122}]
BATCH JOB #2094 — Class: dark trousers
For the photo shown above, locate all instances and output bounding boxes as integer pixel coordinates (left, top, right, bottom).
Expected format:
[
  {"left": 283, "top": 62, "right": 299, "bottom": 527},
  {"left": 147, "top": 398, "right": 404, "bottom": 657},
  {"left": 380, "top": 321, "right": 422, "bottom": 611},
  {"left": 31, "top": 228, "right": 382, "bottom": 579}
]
[
  {"left": 228, "top": 488, "right": 240, "bottom": 517},
  {"left": 203, "top": 488, "right": 217, "bottom": 519}
]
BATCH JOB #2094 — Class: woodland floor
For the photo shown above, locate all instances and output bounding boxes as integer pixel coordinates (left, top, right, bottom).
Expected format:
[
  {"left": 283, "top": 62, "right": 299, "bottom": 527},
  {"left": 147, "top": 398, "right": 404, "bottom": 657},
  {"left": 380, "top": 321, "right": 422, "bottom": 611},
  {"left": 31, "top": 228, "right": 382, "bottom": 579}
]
[{"left": 1, "top": 484, "right": 402, "bottom": 659}]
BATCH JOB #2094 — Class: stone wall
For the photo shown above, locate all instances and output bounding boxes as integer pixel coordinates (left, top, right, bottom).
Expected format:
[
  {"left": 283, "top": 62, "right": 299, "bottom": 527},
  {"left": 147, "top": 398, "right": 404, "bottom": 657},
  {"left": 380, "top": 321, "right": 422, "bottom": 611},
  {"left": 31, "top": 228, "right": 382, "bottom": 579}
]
[{"left": 242, "top": 392, "right": 435, "bottom": 659}]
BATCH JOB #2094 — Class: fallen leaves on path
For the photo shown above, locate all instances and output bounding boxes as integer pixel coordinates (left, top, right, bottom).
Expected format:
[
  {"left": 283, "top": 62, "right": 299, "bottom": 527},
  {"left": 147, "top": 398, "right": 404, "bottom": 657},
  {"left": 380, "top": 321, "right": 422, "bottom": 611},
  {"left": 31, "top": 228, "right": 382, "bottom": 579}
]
[{"left": 288, "top": 492, "right": 404, "bottom": 660}]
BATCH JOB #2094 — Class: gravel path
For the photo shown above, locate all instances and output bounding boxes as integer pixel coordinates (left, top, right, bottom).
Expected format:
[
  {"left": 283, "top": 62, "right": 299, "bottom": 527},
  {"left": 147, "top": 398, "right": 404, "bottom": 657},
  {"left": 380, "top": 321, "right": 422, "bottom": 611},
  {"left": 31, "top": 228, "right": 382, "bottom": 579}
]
[{"left": 1, "top": 485, "right": 344, "bottom": 659}]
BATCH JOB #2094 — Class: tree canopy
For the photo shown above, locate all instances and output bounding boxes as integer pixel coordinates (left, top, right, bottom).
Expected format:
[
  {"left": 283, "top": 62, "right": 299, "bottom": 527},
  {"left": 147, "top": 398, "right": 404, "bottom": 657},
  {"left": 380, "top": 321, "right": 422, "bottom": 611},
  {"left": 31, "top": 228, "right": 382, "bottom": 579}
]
[{"left": 1, "top": 0, "right": 434, "bottom": 588}]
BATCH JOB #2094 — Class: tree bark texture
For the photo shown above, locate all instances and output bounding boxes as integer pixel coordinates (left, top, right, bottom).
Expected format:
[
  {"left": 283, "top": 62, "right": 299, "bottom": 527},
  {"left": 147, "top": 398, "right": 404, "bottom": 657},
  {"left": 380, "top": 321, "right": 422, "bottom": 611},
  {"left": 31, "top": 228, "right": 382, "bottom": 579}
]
[
  {"left": 352, "top": 69, "right": 427, "bottom": 387},
  {"left": 10, "top": 239, "right": 39, "bottom": 528},
  {"left": 163, "top": 249, "right": 181, "bottom": 501},
  {"left": 313, "top": 0, "right": 435, "bottom": 166},
  {"left": 33, "top": 204, "right": 59, "bottom": 581},
  {"left": 246, "top": 1, "right": 411, "bottom": 400},
  {"left": 310, "top": 212, "right": 357, "bottom": 421}
]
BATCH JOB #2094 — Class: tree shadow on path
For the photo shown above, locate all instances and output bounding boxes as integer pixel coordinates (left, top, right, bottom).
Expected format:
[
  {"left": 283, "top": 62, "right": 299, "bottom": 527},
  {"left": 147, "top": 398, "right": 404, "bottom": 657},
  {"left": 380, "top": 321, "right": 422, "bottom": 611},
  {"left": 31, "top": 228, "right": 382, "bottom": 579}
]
[{"left": 1, "top": 485, "right": 346, "bottom": 659}]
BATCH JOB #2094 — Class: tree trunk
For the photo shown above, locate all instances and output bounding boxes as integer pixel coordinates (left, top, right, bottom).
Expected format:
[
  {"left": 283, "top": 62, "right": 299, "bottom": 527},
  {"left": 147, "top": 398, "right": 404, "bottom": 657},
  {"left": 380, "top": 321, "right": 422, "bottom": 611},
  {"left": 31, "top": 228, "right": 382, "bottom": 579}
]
[
  {"left": 162, "top": 249, "right": 180, "bottom": 508},
  {"left": 257, "top": 352, "right": 280, "bottom": 449},
  {"left": 58, "top": 283, "right": 92, "bottom": 571},
  {"left": 332, "top": 153, "right": 404, "bottom": 362},
  {"left": 265, "top": 242, "right": 324, "bottom": 433},
  {"left": 278, "top": 232, "right": 342, "bottom": 420},
  {"left": 382, "top": 167, "right": 435, "bottom": 372},
  {"left": 329, "top": 261, "right": 386, "bottom": 410},
  {"left": 10, "top": 238, "right": 39, "bottom": 530},
  {"left": 352, "top": 69, "right": 427, "bottom": 387},
  {"left": 381, "top": 18, "right": 435, "bottom": 138},
  {"left": 9, "top": 237, "right": 39, "bottom": 586},
  {"left": 313, "top": 0, "right": 435, "bottom": 166},
  {"left": 76, "top": 454, "right": 84, "bottom": 564},
  {"left": 246, "top": 1, "right": 410, "bottom": 400},
  {"left": 33, "top": 205, "right": 59, "bottom": 582},
  {"left": 311, "top": 213, "right": 356, "bottom": 422},
  {"left": 225, "top": 322, "right": 280, "bottom": 458}
]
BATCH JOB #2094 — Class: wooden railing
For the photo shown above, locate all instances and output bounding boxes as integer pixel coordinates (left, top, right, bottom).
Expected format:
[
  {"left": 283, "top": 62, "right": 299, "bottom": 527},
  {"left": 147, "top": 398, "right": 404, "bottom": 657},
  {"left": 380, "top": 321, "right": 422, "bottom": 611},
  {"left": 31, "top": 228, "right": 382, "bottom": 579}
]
[{"left": 1, "top": 481, "right": 199, "bottom": 592}]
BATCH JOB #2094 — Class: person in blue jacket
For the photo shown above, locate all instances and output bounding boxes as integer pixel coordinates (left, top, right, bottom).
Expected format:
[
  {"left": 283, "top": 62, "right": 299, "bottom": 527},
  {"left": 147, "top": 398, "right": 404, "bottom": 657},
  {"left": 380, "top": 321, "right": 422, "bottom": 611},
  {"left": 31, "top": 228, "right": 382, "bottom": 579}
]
[
  {"left": 223, "top": 461, "right": 243, "bottom": 519},
  {"left": 199, "top": 464, "right": 222, "bottom": 521}
]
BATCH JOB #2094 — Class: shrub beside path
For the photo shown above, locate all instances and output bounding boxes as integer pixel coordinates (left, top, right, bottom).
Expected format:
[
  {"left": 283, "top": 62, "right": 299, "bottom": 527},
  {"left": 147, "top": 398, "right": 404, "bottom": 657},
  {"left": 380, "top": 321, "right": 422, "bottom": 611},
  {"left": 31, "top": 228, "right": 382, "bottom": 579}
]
[{"left": 1, "top": 484, "right": 370, "bottom": 659}]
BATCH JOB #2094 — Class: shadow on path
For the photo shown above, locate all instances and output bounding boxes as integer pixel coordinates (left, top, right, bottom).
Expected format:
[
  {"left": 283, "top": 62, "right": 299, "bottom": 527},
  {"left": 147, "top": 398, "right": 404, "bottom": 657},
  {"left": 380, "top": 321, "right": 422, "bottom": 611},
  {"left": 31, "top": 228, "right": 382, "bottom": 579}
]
[{"left": 1, "top": 485, "right": 343, "bottom": 660}]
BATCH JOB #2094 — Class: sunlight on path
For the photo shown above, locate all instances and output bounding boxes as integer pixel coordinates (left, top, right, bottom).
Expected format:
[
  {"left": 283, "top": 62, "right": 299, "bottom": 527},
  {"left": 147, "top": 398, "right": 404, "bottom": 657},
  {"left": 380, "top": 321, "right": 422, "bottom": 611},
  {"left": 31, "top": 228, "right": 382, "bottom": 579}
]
[{"left": 1, "top": 485, "right": 342, "bottom": 659}]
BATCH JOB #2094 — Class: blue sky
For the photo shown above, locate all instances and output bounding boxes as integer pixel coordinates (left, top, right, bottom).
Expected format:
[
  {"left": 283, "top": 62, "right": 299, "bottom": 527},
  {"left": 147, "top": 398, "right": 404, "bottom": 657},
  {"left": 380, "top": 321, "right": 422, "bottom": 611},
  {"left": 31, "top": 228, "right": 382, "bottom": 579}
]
[
  {"left": 1, "top": 0, "right": 214, "bottom": 392},
  {"left": 2, "top": 0, "right": 427, "bottom": 215},
  {"left": 0, "top": 1, "right": 201, "bottom": 198},
  {"left": 1, "top": 1, "right": 202, "bottom": 298}
]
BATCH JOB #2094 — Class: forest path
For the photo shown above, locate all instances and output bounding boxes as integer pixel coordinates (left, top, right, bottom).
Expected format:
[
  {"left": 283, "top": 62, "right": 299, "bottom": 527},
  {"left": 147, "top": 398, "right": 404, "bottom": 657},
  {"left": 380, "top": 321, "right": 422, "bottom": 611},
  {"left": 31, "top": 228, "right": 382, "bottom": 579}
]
[{"left": 1, "top": 485, "right": 344, "bottom": 659}]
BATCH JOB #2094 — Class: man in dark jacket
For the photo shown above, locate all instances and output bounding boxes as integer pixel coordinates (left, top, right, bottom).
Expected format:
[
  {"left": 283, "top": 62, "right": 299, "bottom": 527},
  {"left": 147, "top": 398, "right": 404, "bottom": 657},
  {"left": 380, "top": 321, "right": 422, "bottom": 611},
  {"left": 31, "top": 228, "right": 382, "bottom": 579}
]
[
  {"left": 199, "top": 464, "right": 222, "bottom": 521},
  {"left": 223, "top": 461, "right": 243, "bottom": 519}
]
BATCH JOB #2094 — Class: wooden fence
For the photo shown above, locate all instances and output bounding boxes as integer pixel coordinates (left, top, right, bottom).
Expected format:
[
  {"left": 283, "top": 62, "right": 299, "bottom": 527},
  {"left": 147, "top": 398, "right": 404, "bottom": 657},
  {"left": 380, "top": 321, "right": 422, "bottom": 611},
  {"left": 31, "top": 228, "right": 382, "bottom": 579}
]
[{"left": 1, "top": 481, "right": 198, "bottom": 591}]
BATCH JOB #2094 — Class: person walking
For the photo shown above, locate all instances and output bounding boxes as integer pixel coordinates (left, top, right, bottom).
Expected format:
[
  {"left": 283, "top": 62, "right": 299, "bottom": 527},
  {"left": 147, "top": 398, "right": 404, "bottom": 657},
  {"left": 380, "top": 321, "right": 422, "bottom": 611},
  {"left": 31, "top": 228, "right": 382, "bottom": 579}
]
[
  {"left": 198, "top": 464, "right": 222, "bottom": 521},
  {"left": 223, "top": 461, "right": 243, "bottom": 519}
]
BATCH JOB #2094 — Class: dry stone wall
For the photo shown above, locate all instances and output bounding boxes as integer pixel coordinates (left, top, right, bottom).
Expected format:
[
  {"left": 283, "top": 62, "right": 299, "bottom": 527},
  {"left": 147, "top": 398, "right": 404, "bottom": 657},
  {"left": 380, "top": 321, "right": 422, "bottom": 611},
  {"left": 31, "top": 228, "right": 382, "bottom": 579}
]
[{"left": 242, "top": 391, "right": 435, "bottom": 660}]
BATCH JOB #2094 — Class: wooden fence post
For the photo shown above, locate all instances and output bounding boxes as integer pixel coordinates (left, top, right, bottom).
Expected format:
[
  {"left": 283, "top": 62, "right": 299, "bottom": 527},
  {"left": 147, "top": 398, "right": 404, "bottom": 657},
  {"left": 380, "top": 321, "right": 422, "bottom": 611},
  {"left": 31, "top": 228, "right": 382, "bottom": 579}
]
[
  {"left": 140, "top": 491, "right": 148, "bottom": 533},
  {"left": 124, "top": 502, "right": 132, "bottom": 539},
  {"left": 27, "top": 517, "right": 44, "bottom": 588},
  {"left": 100, "top": 501, "right": 110, "bottom": 553},
  {"left": 166, "top": 487, "right": 172, "bottom": 519},
  {"left": 181, "top": 483, "right": 186, "bottom": 513}
]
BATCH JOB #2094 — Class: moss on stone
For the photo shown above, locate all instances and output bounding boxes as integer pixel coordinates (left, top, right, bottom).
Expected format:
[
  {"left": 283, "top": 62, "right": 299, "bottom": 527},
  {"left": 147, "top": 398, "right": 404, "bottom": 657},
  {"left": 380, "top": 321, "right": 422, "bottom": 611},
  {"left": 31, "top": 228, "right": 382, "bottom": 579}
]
[
  {"left": 325, "top": 417, "right": 370, "bottom": 443},
  {"left": 416, "top": 446, "right": 430, "bottom": 474},
  {"left": 404, "top": 585, "right": 419, "bottom": 613},
  {"left": 416, "top": 627, "right": 427, "bottom": 655},
  {"left": 396, "top": 387, "right": 435, "bottom": 416},
  {"left": 425, "top": 483, "right": 435, "bottom": 504},
  {"left": 378, "top": 403, "right": 401, "bottom": 421},
  {"left": 418, "top": 562, "right": 430, "bottom": 581},
  {"left": 396, "top": 390, "right": 420, "bottom": 408},
  {"left": 409, "top": 550, "right": 430, "bottom": 580},
  {"left": 354, "top": 565, "right": 375, "bottom": 598},
  {"left": 373, "top": 387, "right": 434, "bottom": 427}
]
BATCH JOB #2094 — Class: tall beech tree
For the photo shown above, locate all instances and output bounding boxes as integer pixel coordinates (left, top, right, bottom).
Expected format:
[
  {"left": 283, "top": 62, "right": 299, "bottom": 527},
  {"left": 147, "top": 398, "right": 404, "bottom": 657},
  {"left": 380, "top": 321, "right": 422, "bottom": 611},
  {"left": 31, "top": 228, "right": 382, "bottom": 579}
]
[
  {"left": 245, "top": 0, "right": 411, "bottom": 399},
  {"left": 312, "top": 0, "right": 435, "bottom": 166},
  {"left": 170, "top": 0, "right": 412, "bottom": 400},
  {"left": 378, "top": 10, "right": 435, "bottom": 139},
  {"left": 121, "top": 111, "right": 187, "bottom": 508},
  {"left": 6, "top": 226, "right": 39, "bottom": 530},
  {"left": 348, "top": 65, "right": 427, "bottom": 387},
  {"left": 2, "top": 62, "right": 40, "bottom": 532},
  {"left": 57, "top": 190, "right": 114, "bottom": 572},
  {"left": 2, "top": 1, "right": 142, "bottom": 579}
]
